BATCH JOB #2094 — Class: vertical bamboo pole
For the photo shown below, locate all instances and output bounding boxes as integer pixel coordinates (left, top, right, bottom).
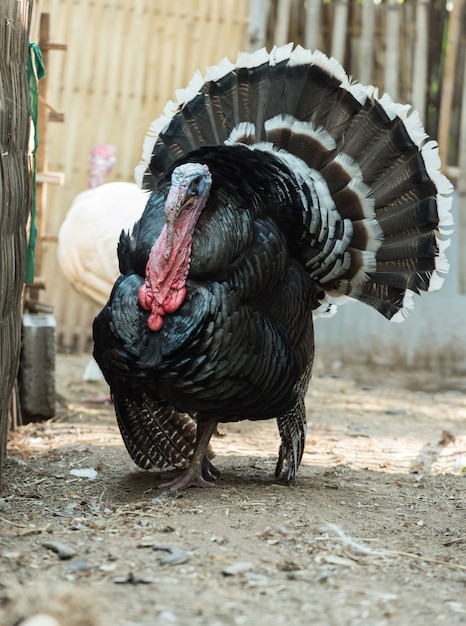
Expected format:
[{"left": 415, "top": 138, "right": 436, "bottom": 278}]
[
  {"left": 359, "top": 0, "right": 375, "bottom": 85},
  {"left": 385, "top": 0, "right": 400, "bottom": 99},
  {"left": 400, "top": 1, "right": 414, "bottom": 103},
  {"left": 274, "top": 0, "right": 291, "bottom": 46},
  {"left": 457, "top": 48, "right": 466, "bottom": 293},
  {"left": 437, "top": 0, "right": 464, "bottom": 168},
  {"left": 412, "top": 0, "right": 430, "bottom": 116},
  {"left": 305, "top": 0, "right": 321, "bottom": 51},
  {"left": 34, "top": 13, "right": 50, "bottom": 290},
  {"left": 31, "top": 13, "right": 66, "bottom": 301},
  {"left": 249, "top": 0, "right": 269, "bottom": 51},
  {"left": 331, "top": 0, "right": 349, "bottom": 63}
]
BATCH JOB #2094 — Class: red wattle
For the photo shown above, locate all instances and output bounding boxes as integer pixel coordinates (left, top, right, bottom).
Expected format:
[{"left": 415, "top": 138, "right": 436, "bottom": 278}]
[
  {"left": 139, "top": 280, "right": 187, "bottom": 331},
  {"left": 147, "top": 309, "right": 164, "bottom": 331},
  {"left": 138, "top": 282, "right": 153, "bottom": 310},
  {"left": 164, "top": 286, "right": 186, "bottom": 313}
]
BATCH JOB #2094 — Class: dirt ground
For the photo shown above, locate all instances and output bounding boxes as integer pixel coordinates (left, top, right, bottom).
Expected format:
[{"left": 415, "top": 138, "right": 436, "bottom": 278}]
[{"left": 0, "top": 352, "right": 465, "bottom": 626}]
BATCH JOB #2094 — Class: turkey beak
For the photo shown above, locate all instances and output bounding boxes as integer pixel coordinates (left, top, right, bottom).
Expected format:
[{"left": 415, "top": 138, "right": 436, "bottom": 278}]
[
  {"left": 163, "top": 164, "right": 212, "bottom": 260},
  {"left": 163, "top": 183, "right": 191, "bottom": 260}
]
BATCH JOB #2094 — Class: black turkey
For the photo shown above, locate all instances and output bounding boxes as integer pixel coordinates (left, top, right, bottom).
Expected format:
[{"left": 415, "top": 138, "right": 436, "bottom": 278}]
[{"left": 93, "top": 45, "right": 453, "bottom": 491}]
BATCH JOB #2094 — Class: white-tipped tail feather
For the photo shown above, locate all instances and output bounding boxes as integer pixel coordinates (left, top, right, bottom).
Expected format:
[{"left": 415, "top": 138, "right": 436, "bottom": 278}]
[{"left": 135, "top": 43, "right": 452, "bottom": 322}]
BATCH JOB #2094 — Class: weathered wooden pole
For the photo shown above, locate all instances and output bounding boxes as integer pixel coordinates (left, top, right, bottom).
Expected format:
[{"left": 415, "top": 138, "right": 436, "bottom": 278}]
[
  {"left": 385, "top": 0, "right": 401, "bottom": 100},
  {"left": 0, "top": 0, "right": 34, "bottom": 485},
  {"left": 457, "top": 47, "right": 466, "bottom": 294},
  {"left": 411, "top": 0, "right": 430, "bottom": 118},
  {"left": 248, "top": 0, "right": 269, "bottom": 51},
  {"left": 437, "top": 0, "right": 464, "bottom": 168}
]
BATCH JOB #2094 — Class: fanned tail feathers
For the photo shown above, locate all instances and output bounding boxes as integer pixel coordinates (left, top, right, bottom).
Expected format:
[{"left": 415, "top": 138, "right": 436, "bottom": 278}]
[{"left": 136, "top": 44, "right": 453, "bottom": 321}]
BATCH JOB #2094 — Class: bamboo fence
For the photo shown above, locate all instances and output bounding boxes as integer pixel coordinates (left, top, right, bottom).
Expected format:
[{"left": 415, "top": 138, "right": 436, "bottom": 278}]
[
  {"left": 30, "top": 0, "right": 250, "bottom": 351},
  {"left": 28, "top": 0, "right": 465, "bottom": 352}
]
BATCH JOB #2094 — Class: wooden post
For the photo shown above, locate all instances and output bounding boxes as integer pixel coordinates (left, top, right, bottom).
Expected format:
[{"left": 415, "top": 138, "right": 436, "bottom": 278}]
[
  {"left": 359, "top": 0, "right": 375, "bottom": 85},
  {"left": 412, "top": 0, "right": 430, "bottom": 117},
  {"left": 331, "top": 0, "right": 349, "bottom": 63},
  {"left": 457, "top": 47, "right": 466, "bottom": 294},
  {"left": 0, "top": 0, "right": 33, "bottom": 486},
  {"left": 305, "top": 0, "right": 322, "bottom": 51},
  {"left": 274, "top": 0, "right": 292, "bottom": 47},
  {"left": 27, "top": 13, "right": 66, "bottom": 305},
  {"left": 385, "top": 0, "right": 400, "bottom": 100},
  {"left": 437, "top": 0, "right": 464, "bottom": 169},
  {"left": 248, "top": 0, "right": 269, "bottom": 51},
  {"left": 19, "top": 13, "right": 66, "bottom": 423},
  {"left": 30, "top": 13, "right": 49, "bottom": 302}
]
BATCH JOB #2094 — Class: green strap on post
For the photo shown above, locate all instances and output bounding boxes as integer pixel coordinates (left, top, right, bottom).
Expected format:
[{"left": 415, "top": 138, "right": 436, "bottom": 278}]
[{"left": 25, "top": 42, "right": 45, "bottom": 284}]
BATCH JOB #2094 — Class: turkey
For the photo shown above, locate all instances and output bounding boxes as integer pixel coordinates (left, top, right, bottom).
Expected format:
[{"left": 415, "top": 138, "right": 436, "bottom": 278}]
[
  {"left": 57, "top": 144, "right": 147, "bottom": 309},
  {"left": 58, "top": 144, "right": 147, "bottom": 381},
  {"left": 93, "top": 44, "right": 453, "bottom": 491}
]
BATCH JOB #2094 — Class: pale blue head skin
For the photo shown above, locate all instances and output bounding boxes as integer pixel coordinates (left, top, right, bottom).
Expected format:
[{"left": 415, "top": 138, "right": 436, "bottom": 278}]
[{"left": 169, "top": 162, "right": 212, "bottom": 200}]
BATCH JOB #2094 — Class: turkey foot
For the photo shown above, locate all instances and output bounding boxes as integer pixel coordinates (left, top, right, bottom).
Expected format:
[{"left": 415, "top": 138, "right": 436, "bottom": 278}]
[
  {"left": 160, "top": 469, "right": 215, "bottom": 492},
  {"left": 158, "top": 457, "right": 220, "bottom": 485},
  {"left": 159, "top": 418, "right": 219, "bottom": 492}
]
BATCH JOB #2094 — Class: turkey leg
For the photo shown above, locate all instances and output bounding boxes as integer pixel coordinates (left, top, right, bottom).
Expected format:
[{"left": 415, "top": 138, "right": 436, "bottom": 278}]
[{"left": 159, "top": 418, "right": 219, "bottom": 491}]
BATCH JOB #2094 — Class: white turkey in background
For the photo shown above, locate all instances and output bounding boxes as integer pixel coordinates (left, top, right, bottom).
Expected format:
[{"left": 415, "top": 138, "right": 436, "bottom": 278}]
[{"left": 57, "top": 144, "right": 148, "bottom": 381}]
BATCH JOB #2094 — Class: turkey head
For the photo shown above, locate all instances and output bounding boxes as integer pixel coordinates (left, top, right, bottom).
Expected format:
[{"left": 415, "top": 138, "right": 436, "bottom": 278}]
[{"left": 138, "top": 163, "right": 212, "bottom": 331}]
